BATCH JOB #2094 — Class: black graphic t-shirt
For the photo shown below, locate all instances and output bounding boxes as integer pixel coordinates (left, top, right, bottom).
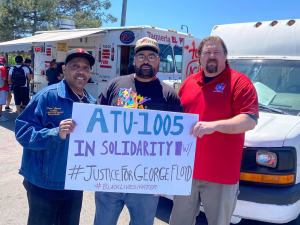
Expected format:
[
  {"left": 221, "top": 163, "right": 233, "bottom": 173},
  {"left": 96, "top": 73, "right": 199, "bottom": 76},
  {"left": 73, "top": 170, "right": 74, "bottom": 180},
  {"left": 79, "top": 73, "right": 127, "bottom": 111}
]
[{"left": 97, "top": 74, "right": 183, "bottom": 113}]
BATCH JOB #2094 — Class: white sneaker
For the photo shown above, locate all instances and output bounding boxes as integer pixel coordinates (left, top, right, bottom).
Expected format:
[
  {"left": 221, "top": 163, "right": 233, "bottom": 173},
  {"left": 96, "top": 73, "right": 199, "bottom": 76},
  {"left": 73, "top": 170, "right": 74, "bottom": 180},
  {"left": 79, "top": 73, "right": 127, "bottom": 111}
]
[{"left": 0, "top": 116, "right": 8, "bottom": 121}]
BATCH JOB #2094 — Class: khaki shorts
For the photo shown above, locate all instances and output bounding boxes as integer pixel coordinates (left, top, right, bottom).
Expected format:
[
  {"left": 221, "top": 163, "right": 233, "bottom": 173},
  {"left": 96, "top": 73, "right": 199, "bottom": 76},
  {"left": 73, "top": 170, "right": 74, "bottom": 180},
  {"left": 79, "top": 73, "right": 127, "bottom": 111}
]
[{"left": 169, "top": 179, "right": 239, "bottom": 225}]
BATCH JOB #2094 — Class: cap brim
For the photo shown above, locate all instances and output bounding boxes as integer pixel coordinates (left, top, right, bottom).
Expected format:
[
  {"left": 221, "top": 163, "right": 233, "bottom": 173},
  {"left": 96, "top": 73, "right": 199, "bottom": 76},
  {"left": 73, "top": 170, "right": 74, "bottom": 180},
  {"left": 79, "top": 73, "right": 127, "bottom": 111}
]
[
  {"left": 65, "top": 53, "right": 95, "bottom": 67},
  {"left": 134, "top": 45, "right": 160, "bottom": 53}
]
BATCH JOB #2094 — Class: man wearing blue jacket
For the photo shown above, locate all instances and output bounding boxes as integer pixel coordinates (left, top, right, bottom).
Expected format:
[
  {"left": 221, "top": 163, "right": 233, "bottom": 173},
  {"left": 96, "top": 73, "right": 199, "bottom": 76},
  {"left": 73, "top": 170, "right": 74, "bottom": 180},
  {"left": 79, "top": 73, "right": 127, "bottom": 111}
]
[{"left": 15, "top": 48, "right": 95, "bottom": 225}]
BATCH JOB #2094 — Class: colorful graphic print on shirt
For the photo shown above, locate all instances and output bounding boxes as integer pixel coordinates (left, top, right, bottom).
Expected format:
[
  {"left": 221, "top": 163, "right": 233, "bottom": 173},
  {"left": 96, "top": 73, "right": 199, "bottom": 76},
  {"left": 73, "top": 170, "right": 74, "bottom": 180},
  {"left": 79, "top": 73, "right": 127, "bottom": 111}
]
[{"left": 117, "top": 88, "right": 151, "bottom": 109}]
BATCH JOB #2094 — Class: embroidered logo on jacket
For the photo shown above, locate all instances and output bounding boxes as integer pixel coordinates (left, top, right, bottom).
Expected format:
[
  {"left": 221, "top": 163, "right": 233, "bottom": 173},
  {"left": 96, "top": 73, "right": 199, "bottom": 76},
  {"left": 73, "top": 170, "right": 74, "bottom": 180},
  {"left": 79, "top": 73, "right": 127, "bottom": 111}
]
[
  {"left": 117, "top": 88, "right": 151, "bottom": 109},
  {"left": 47, "top": 107, "right": 64, "bottom": 116},
  {"left": 213, "top": 83, "right": 226, "bottom": 93}
]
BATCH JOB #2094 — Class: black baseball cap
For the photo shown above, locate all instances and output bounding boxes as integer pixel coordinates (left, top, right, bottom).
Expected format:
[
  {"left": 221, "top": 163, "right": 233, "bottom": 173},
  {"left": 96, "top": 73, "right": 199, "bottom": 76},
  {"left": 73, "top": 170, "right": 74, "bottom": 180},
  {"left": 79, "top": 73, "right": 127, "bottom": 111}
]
[
  {"left": 65, "top": 48, "right": 95, "bottom": 67},
  {"left": 24, "top": 58, "right": 31, "bottom": 63}
]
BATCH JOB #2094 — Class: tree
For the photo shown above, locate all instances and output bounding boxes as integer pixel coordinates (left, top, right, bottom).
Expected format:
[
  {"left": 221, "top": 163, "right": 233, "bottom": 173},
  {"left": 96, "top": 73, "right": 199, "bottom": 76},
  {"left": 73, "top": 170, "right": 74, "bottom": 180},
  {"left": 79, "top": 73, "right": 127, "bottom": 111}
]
[
  {"left": 0, "top": 0, "right": 58, "bottom": 41},
  {"left": 0, "top": 0, "right": 117, "bottom": 42},
  {"left": 57, "top": 0, "right": 117, "bottom": 29}
]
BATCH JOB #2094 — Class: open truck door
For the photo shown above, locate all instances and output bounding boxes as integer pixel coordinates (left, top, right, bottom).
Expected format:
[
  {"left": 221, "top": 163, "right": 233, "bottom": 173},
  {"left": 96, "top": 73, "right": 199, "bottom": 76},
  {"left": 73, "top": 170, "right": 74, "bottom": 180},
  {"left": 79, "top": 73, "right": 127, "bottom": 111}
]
[
  {"left": 175, "top": 38, "right": 202, "bottom": 93},
  {"left": 181, "top": 38, "right": 202, "bottom": 82}
]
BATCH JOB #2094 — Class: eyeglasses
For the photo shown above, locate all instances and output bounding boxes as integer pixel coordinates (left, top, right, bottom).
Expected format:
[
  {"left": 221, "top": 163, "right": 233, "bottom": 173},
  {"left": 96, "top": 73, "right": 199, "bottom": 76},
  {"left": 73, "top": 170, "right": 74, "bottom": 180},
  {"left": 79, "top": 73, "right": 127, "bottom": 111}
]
[{"left": 136, "top": 54, "right": 158, "bottom": 62}]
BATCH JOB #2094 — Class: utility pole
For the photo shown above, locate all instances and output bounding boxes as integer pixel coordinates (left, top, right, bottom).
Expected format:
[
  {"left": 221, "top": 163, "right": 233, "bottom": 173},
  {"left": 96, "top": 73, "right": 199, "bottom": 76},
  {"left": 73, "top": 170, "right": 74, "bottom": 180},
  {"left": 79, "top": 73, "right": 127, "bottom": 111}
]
[{"left": 121, "top": 0, "right": 127, "bottom": 27}]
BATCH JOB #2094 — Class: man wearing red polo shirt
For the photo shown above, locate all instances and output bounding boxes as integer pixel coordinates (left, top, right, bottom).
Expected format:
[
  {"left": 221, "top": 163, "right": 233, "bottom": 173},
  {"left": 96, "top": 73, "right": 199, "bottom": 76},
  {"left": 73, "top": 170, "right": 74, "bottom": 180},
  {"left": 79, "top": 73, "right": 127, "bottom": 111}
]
[{"left": 169, "top": 36, "right": 259, "bottom": 225}]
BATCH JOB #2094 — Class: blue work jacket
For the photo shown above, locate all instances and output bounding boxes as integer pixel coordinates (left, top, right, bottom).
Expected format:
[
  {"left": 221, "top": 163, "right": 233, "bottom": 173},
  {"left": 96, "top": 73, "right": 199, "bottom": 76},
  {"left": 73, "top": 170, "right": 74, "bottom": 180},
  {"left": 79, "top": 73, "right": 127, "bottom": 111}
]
[{"left": 15, "top": 79, "right": 95, "bottom": 190}]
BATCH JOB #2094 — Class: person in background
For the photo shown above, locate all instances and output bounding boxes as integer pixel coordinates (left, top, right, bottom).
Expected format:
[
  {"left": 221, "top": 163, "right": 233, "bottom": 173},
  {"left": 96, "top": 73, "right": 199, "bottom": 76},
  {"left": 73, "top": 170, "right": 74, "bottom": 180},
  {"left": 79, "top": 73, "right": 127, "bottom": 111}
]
[
  {"left": 169, "top": 36, "right": 259, "bottom": 225},
  {"left": 8, "top": 56, "right": 31, "bottom": 115},
  {"left": 46, "top": 59, "right": 64, "bottom": 85},
  {"left": 5, "top": 82, "right": 12, "bottom": 111},
  {"left": 1, "top": 57, "right": 12, "bottom": 111},
  {"left": 15, "top": 48, "right": 95, "bottom": 225},
  {"left": 0, "top": 56, "right": 9, "bottom": 121},
  {"left": 23, "top": 58, "right": 34, "bottom": 80}
]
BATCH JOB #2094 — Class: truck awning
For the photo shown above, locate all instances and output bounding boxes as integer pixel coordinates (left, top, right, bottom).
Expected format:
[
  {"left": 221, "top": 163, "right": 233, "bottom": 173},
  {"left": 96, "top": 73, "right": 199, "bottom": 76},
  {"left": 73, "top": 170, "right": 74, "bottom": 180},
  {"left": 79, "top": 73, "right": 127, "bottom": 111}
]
[{"left": 0, "top": 29, "right": 104, "bottom": 53}]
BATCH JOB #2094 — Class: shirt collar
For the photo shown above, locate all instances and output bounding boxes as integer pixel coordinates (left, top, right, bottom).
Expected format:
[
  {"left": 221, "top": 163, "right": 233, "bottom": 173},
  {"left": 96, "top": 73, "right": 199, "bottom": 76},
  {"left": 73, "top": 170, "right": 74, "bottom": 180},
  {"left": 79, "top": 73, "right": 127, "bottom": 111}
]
[
  {"left": 134, "top": 74, "right": 157, "bottom": 81},
  {"left": 57, "top": 79, "right": 95, "bottom": 103},
  {"left": 194, "top": 64, "right": 231, "bottom": 85}
]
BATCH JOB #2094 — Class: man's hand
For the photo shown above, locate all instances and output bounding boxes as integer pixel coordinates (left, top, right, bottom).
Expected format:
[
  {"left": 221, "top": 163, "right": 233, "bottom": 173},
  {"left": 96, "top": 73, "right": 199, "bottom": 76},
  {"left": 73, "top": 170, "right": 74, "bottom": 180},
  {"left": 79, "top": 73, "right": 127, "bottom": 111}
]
[
  {"left": 59, "top": 119, "right": 77, "bottom": 139},
  {"left": 154, "top": 194, "right": 166, "bottom": 197},
  {"left": 190, "top": 121, "right": 218, "bottom": 138}
]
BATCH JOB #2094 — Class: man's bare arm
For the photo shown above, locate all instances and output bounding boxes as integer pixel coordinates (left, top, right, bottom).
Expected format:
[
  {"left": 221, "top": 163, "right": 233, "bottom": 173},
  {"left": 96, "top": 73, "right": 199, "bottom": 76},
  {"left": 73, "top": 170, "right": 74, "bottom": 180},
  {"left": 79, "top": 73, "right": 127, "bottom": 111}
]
[
  {"left": 8, "top": 75, "right": 12, "bottom": 83},
  {"left": 190, "top": 114, "right": 257, "bottom": 138}
]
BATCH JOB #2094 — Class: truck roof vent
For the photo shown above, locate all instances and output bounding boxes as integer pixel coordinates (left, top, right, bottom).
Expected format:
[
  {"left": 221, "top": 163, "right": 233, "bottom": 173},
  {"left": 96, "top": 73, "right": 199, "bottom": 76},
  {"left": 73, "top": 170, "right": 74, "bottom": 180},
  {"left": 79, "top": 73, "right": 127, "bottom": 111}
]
[
  {"left": 270, "top": 21, "right": 278, "bottom": 26},
  {"left": 254, "top": 22, "right": 262, "bottom": 28},
  {"left": 287, "top": 20, "right": 296, "bottom": 26},
  {"left": 60, "top": 20, "right": 76, "bottom": 30}
]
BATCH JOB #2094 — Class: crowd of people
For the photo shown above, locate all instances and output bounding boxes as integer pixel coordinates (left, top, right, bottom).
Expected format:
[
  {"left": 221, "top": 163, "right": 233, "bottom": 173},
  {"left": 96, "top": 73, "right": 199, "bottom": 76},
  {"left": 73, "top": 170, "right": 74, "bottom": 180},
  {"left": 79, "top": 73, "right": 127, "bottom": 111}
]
[
  {"left": 0, "top": 57, "right": 63, "bottom": 121},
  {"left": 2, "top": 36, "right": 259, "bottom": 225}
]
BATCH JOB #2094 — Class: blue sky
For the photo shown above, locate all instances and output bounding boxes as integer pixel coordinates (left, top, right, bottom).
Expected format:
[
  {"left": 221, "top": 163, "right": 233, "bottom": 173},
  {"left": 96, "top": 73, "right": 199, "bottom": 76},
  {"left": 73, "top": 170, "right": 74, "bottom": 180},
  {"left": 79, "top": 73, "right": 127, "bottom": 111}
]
[{"left": 101, "top": 0, "right": 300, "bottom": 38}]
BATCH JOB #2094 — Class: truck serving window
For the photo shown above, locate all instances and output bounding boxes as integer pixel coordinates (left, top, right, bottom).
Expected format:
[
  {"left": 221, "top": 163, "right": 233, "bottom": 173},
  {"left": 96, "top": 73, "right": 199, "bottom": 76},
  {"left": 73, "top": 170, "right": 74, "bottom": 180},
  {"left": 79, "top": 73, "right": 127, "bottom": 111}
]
[
  {"left": 174, "top": 46, "right": 182, "bottom": 73},
  {"left": 230, "top": 59, "right": 300, "bottom": 115},
  {"left": 158, "top": 44, "right": 175, "bottom": 73}
]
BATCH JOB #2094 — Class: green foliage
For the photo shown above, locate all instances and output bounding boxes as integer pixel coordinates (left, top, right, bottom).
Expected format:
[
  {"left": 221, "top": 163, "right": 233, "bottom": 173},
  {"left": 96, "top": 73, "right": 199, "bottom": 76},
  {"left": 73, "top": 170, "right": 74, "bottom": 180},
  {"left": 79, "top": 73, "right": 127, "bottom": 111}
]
[
  {"left": 57, "top": 0, "right": 117, "bottom": 29},
  {"left": 0, "top": 0, "right": 117, "bottom": 42}
]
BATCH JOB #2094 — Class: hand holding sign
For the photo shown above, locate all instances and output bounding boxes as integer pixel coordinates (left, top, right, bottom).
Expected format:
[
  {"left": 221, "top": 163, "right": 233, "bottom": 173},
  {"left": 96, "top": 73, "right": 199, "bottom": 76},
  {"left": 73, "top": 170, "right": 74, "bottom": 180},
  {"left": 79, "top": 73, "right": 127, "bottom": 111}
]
[
  {"left": 190, "top": 121, "right": 218, "bottom": 138},
  {"left": 59, "top": 119, "right": 77, "bottom": 139}
]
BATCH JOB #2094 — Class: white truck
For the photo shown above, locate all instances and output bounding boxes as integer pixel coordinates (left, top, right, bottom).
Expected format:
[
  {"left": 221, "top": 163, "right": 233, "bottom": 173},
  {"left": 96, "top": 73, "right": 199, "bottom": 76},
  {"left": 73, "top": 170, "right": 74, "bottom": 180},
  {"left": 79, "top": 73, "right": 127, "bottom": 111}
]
[
  {"left": 0, "top": 25, "right": 194, "bottom": 97},
  {"left": 209, "top": 19, "right": 300, "bottom": 224}
]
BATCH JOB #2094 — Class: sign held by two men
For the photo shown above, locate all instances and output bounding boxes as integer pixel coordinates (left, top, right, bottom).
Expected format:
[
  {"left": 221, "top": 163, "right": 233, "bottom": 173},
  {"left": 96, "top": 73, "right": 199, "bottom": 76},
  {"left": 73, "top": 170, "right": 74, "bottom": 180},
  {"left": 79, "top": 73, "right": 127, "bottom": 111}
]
[{"left": 65, "top": 103, "right": 198, "bottom": 195}]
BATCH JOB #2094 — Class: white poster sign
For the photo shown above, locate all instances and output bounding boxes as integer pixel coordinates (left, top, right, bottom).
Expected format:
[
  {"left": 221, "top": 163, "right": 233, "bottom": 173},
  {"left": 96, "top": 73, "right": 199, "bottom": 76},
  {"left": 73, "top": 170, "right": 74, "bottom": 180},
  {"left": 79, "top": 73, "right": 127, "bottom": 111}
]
[{"left": 65, "top": 104, "right": 198, "bottom": 195}]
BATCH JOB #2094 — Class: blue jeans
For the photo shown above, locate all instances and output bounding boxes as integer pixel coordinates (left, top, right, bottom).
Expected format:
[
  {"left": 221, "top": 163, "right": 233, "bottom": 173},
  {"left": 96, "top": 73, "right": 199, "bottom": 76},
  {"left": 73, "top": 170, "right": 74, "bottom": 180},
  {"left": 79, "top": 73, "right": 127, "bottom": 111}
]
[
  {"left": 94, "top": 192, "right": 159, "bottom": 225},
  {"left": 27, "top": 191, "right": 83, "bottom": 225}
]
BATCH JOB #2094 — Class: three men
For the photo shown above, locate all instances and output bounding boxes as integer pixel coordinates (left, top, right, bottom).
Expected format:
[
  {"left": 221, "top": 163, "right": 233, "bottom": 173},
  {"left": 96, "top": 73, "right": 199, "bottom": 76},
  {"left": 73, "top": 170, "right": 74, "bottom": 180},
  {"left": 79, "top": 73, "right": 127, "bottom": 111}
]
[
  {"left": 94, "top": 37, "right": 183, "bottom": 225},
  {"left": 15, "top": 49, "right": 95, "bottom": 225},
  {"left": 169, "top": 36, "right": 259, "bottom": 225},
  {"left": 15, "top": 35, "right": 258, "bottom": 224},
  {"left": 8, "top": 55, "right": 31, "bottom": 115}
]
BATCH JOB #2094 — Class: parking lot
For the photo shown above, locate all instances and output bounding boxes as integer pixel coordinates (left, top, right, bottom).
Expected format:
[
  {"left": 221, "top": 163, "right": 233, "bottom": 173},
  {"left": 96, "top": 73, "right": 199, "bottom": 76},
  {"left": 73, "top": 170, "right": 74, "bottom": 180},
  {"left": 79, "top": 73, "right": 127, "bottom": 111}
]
[{"left": 1, "top": 103, "right": 298, "bottom": 225}]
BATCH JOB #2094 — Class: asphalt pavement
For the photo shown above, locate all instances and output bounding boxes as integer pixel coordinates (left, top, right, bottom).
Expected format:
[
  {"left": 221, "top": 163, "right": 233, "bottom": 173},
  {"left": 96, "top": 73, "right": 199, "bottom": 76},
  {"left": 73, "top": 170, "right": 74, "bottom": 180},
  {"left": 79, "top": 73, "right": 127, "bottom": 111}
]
[
  {"left": 0, "top": 102, "right": 169, "bottom": 225},
  {"left": 0, "top": 101, "right": 298, "bottom": 225}
]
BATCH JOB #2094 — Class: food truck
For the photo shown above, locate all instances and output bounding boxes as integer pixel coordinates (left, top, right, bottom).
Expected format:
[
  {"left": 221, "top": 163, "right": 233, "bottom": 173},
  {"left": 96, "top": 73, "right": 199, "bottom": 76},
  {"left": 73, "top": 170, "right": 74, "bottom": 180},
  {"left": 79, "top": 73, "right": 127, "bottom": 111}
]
[{"left": 0, "top": 24, "right": 195, "bottom": 98}]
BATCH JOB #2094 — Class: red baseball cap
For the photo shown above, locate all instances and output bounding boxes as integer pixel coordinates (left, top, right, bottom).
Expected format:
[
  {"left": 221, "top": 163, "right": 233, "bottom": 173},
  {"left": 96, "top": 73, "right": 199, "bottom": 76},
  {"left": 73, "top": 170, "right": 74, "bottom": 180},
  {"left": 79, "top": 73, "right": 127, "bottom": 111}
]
[{"left": 0, "top": 56, "right": 5, "bottom": 65}]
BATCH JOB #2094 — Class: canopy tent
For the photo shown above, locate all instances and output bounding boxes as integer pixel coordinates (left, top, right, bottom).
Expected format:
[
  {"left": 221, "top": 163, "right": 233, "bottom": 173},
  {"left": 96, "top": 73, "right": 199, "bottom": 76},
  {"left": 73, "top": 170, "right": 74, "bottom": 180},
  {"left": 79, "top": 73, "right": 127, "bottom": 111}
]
[{"left": 0, "top": 29, "right": 104, "bottom": 53}]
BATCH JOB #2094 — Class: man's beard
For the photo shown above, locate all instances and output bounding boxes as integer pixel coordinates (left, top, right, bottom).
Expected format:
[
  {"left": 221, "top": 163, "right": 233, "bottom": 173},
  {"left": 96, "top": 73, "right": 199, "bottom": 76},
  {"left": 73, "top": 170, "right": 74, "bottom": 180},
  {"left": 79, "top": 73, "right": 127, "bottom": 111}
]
[
  {"left": 135, "top": 64, "right": 157, "bottom": 79},
  {"left": 206, "top": 59, "right": 219, "bottom": 73}
]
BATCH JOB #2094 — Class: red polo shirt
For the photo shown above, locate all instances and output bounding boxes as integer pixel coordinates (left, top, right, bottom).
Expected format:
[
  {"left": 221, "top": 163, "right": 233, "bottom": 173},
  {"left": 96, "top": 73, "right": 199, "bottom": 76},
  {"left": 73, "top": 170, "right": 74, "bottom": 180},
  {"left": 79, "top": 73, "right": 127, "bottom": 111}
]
[{"left": 179, "top": 65, "right": 259, "bottom": 184}]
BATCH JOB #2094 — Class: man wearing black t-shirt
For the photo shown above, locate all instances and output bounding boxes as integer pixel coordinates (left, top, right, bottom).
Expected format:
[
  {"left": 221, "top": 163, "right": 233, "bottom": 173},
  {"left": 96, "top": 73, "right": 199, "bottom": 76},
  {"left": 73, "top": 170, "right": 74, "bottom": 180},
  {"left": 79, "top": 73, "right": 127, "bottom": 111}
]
[
  {"left": 15, "top": 48, "right": 95, "bottom": 225},
  {"left": 46, "top": 59, "right": 64, "bottom": 85},
  {"left": 94, "top": 37, "right": 183, "bottom": 225}
]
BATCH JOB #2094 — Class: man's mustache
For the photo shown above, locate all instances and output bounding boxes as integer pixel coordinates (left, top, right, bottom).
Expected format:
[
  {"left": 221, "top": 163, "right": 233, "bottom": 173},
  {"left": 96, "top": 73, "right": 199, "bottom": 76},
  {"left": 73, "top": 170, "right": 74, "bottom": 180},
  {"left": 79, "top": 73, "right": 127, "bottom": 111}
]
[
  {"left": 141, "top": 64, "right": 153, "bottom": 69},
  {"left": 74, "top": 74, "right": 86, "bottom": 79},
  {"left": 207, "top": 59, "right": 218, "bottom": 64}
]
